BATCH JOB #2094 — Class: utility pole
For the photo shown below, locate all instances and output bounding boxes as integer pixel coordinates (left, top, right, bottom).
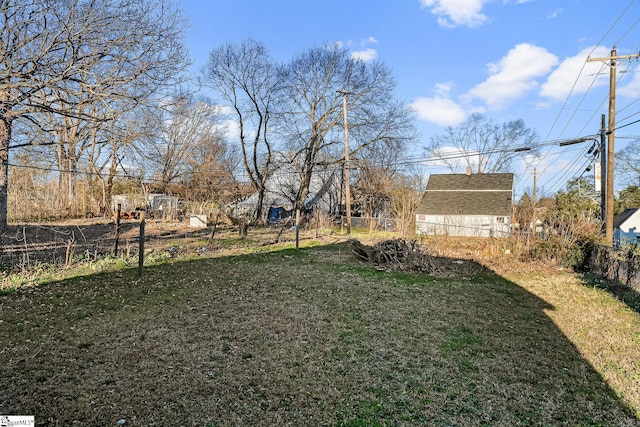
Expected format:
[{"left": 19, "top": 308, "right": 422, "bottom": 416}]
[
  {"left": 588, "top": 47, "right": 640, "bottom": 245},
  {"left": 600, "top": 114, "right": 607, "bottom": 229},
  {"left": 338, "top": 90, "right": 353, "bottom": 234},
  {"left": 531, "top": 168, "right": 537, "bottom": 238}
]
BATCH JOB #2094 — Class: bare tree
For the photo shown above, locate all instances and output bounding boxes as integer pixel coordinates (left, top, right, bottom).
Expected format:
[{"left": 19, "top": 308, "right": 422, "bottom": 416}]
[
  {"left": 616, "top": 138, "right": 640, "bottom": 187},
  {"left": 279, "top": 44, "right": 416, "bottom": 229},
  {"left": 202, "top": 39, "right": 280, "bottom": 224},
  {"left": 139, "top": 95, "right": 224, "bottom": 192},
  {"left": 20, "top": 89, "right": 112, "bottom": 213},
  {"left": 0, "top": 0, "right": 189, "bottom": 230},
  {"left": 182, "top": 136, "right": 240, "bottom": 203},
  {"left": 424, "top": 113, "right": 537, "bottom": 174},
  {"left": 388, "top": 171, "right": 426, "bottom": 237},
  {"left": 85, "top": 109, "right": 152, "bottom": 214},
  {"left": 351, "top": 142, "right": 406, "bottom": 230}
]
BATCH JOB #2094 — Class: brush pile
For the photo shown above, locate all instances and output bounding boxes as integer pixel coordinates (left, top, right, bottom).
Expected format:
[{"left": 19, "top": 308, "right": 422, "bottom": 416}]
[{"left": 351, "top": 238, "right": 488, "bottom": 278}]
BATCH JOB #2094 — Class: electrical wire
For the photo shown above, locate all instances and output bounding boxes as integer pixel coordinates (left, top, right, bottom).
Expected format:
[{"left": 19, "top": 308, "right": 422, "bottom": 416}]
[
  {"left": 10, "top": 132, "right": 601, "bottom": 182},
  {"left": 615, "top": 117, "right": 640, "bottom": 131},
  {"left": 528, "top": 0, "right": 638, "bottom": 191},
  {"left": 533, "top": 144, "right": 594, "bottom": 194}
]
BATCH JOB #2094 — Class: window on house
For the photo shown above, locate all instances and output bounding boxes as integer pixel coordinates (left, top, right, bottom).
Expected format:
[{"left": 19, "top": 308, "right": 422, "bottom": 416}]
[{"left": 496, "top": 216, "right": 505, "bottom": 223}]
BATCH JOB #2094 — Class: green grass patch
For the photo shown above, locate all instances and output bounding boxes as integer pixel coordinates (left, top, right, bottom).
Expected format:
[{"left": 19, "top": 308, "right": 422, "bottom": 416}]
[
  {"left": 440, "top": 325, "right": 483, "bottom": 355},
  {"left": 0, "top": 242, "right": 638, "bottom": 425}
]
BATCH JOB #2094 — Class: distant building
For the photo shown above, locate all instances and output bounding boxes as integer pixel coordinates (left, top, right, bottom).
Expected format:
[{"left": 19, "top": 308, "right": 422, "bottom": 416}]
[
  {"left": 415, "top": 172, "right": 514, "bottom": 238},
  {"left": 613, "top": 208, "right": 640, "bottom": 246},
  {"left": 229, "top": 153, "right": 339, "bottom": 223},
  {"left": 112, "top": 193, "right": 178, "bottom": 218}
]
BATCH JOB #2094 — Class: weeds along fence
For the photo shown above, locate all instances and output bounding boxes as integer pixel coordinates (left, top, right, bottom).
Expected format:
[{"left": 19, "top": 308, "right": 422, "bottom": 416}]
[
  {"left": 1, "top": 220, "right": 137, "bottom": 270},
  {"left": 1, "top": 213, "right": 598, "bottom": 278},
  {"left": 0, "top": 217, "right": 351, "bottom": 273},
  {"left": 338, "top": 216, "right": 419, "bottom": 237}
]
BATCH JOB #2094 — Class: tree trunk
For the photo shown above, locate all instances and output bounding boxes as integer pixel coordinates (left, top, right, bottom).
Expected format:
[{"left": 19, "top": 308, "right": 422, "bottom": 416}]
[
  {"left": 368, "top": 207, "right": 375, "bottom": 234},
  {"left": 0, "top": 116, "right": 11, "bottom": 232},
  {"left": 104, "top": 154, "right": 118, "bottom": 214},
  {"left": 294, "top": 206, "right": 301, "bottom": 249},
  {"left": 255, "top": 187, "right": 265, "bottom": 225}
]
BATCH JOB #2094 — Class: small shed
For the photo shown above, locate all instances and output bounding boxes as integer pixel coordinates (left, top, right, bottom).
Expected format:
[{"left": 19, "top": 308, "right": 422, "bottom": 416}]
[
  {"left": 613, "top": 208, "right": 640, "bottom": 246},
  {"left": 415, "top": 172, "right": 514, "bottom": 238},
  {"left": 112, "top": 193, "right": 178, "bottom": 218}
]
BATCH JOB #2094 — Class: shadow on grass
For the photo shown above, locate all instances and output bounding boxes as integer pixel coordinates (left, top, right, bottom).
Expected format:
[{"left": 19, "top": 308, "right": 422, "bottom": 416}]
[{"left": 0, "top": 242, "right": 638, "bottom": 426}]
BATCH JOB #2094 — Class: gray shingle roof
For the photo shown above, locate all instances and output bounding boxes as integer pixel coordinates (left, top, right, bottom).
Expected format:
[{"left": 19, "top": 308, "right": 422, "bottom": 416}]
[{"left": 416, "top": 173, "right": 514, "bottom": 216}]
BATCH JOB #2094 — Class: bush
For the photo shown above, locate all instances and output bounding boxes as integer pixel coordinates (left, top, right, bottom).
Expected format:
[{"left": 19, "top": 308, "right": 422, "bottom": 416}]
[{"left": 529, "top": 209, "right": 601, "bottom": 270}]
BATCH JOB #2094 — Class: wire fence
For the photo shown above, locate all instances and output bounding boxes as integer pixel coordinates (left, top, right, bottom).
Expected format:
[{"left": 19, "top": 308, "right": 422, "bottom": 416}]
[
  {"left": 0, "top": 212, "right": 419, "bottom": 270},
  {"left": 1, "top": 213, "right": 583, "bottom": 276},
  {"left": 0, "top": 216, "right": 351, "bottom": 271},
  {"left": 338, "top": 216, "right": 400, "bottom": 234}
]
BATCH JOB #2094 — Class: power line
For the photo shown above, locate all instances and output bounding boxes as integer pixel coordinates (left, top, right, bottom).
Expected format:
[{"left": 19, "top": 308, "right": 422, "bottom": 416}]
[
  {"left": 614, "top": 117, "right": 640, "bottom": 131},
  {"left": 535, "top": 144, "right": 595, "bottom": 194},
  {"left": 11, "top": 133, "right": 600, "bottom": 176},
  {"left": 530, "top": 1, "right": 638, "bottom": 193},
  {"left": 617, "top": 107, "right": 640, "bottom": 123}
]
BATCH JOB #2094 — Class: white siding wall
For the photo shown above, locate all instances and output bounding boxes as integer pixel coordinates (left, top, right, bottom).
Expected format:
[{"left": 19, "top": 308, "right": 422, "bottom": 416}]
[
  {"left": 415, "top": 214, "right": 510, "bottom": 237},
  {"left": 619, "top": 210, "right": 640, "bottom": 233}
]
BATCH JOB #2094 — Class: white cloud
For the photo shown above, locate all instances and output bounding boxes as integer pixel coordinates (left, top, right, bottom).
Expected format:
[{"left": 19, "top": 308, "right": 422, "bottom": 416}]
[
  {"left": 534, "top": 101, "right": 552, "bottom": 110},
  {"left": 212, "top": 105, "right": 245, "bottom": 141},
  {"left": 619, "top": 66, "right": 640, "bottom": 98},
  {"left": 213, "top": 105, "right": 234, "bottom": 116},
  {"left": 424, "top": 146, "right": 477, "bottom": 170},
  {"left": 361, "top": 36, "right": 378, "bottom": 45},
  {"left": 410, "top": 96, "right": 466, "bottom": 126},
  {"left": 547, "top": 8, "right": 562, "bottom": 19},
  {"left": 540, "top": 46, "right": 610, "bottom": 100},
  {"left": 434, "top": 81, "right": 455, "bottom": 95},
  {"left": 351, "top": 48, "right": 377, "bottom": 62},
  {"left": 339, "top": 36, "right": 379, "bottom": 62},
  {"left": 419, "top": 0, "right": 490, "bottom": 28},
  {"left": 465, "top": 43, "right": 558, "bottom": 108},
  {"left": 220, "top": 118, "right": 240, "bottom": 141}
]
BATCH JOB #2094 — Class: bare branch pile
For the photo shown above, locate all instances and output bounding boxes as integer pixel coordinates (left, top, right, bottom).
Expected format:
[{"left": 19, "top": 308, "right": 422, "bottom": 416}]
[
  {"left": 351, "top": 238, "right": 489, "bottom": 278},
  {"left": 351, "top": 239, "right": 441, "bottom": 273}
]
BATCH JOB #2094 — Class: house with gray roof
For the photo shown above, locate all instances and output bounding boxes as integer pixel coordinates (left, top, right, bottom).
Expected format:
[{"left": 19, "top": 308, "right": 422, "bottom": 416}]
[
  {"left": 613, "top": 208, "right": 640, "bottom": 246},
  {"left": 415, "top": 172, "right": 514, "bottom": 238}
]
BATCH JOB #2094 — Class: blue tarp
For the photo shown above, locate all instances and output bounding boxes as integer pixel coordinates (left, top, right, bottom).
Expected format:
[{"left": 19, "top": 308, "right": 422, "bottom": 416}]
[{"left": 267, "top": 207, "right": 284, "bottom": 225}]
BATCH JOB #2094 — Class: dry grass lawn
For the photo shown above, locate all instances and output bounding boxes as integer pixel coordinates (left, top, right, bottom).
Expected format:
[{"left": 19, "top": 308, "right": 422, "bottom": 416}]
[{"left": 1, "top": 237, "right": 639, "bottom": 426}]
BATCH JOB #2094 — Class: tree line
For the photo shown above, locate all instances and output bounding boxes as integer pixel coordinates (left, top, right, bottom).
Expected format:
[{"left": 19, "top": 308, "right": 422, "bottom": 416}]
[
  {"left": 4, "top": 0, "right": 639, "bottom": 250},
  {"left": 1, "top": 0, "right": 189, "bottom": 229},
  {"left": 1, "top": 1, "right": 422, "bottom": 231}
]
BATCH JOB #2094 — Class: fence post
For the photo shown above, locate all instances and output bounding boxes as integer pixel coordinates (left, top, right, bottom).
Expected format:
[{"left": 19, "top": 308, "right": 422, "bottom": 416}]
[
  {"left": 238, "top": 218, "right": 247, "bottom": 237},
  {"left": 138, "top": 211, "right": 145, "bottom": 277},
  {"left": 114, "top": 203, "right": 121, "bottom": 256}
]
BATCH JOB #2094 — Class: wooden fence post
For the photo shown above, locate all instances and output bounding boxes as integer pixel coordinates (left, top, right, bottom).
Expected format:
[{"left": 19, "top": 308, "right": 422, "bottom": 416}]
[
  {"left": 114, "top": 203, "right": 121, "bottom": 256},
  {"left": 138, "top": 211, "right": 145, "bottom": 277}
]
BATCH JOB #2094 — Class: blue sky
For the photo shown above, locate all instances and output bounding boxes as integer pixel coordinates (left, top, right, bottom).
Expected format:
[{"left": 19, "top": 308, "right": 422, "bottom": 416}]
[{"left": 179, "top": 0, "right": 640, "bottom": 197}]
